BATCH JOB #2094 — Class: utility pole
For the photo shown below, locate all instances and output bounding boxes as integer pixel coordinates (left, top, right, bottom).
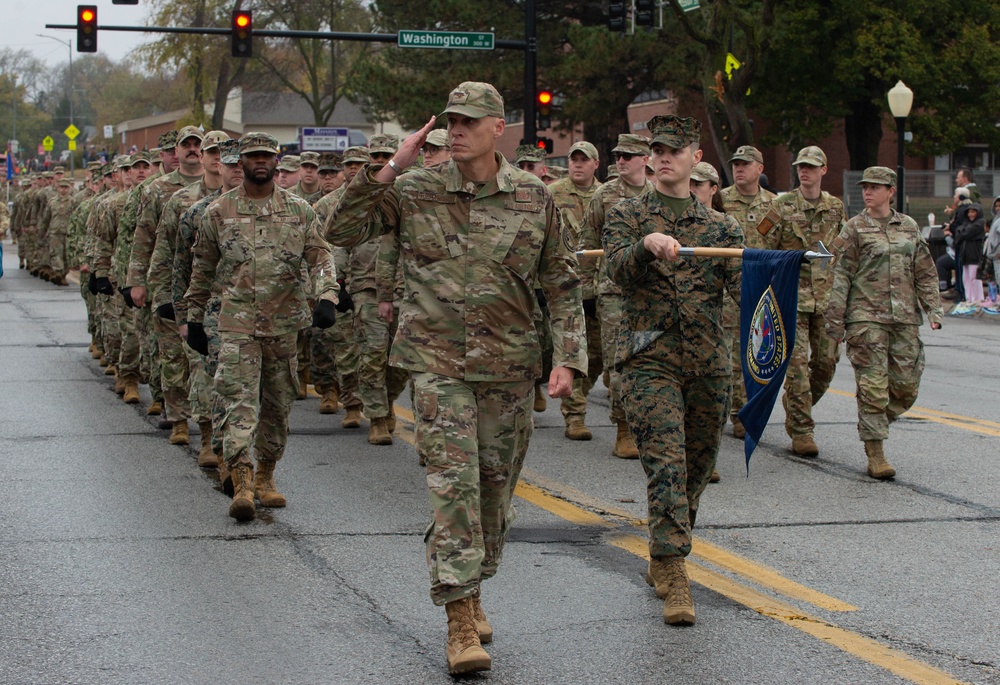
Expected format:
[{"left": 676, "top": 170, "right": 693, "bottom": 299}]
[{"left": 36, "top": 34, "right": 75, "bottom": 175}]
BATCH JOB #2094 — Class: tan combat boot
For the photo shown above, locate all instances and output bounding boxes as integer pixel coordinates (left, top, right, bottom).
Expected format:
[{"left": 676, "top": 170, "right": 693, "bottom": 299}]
[
  {"left": 169, "top": 420, "right": 190, "bottom": 446},
  {"left": 196, "top": 420, "right": 218, "bottom": 468},
  {"left": 444, "top": 597, "right": 491, "bottom": 675},
  {"left": 533, "top": 382, "right": 547, "bottom": 412},
  {"left": 114, "top": 372, "right": 126, "bottom": 396},
  {"left": 90, "top": 344, "right": 103, "bottom": 360},
  {"left": 368, "top": 417, "right": 393, "bottom": 446},
  {"left": 318, "top": 387, "right": 340, "bottom": 414},
  {"left": 647, "top": 557, "right": 696, "bottom": 625},
  {"left": 612, "top": 420, "right": 639, "bottom": 459},
  {"left": 564, "top": 416, "right": 593, "bottom": 441},
  {"left": 98, "top": 354, "right": 108, "bottom": 368},
  {"left": 218, "top": 458, "right": 233, "bottom": 497},
  {"left": 147, "top": 400, "right": 163, "bottom": 416},
  {"left": 792, "top": 434, "right": 819, "bottom": 457},
  {"left": 253, "top": 460, "right": 286, "bottom": 507},
  {"left": 709, "top": 469, "right": 721, "bottom": 483},
  {"left": 864, "top": 440, "right": 895, "bottom": 479},
  {"left": 297, "top": 370, "right": 309, "bottom": 400},
  {"left": 386, "top": 410, "right": 397, "bottom": 434},
  {"left": 104, "top": 364, "right": 117, "bottom": 377},
  {"left": 229, "top": 463, "right": 256, "bottom": 521},
  {"left": 88, "top": 342, "right": 98, "bottom": 358},
  {"left": 342, "top": 406, "right": 363, "bottom": 429},
  {"left": 732, "top": 418, "right": 746, "bottom": 439},
  {"left": 123, "top": 380, "right": 140, "bottom": 404},
  {"left": 471, "top": 595, "right": 493, "bottom": 644}
]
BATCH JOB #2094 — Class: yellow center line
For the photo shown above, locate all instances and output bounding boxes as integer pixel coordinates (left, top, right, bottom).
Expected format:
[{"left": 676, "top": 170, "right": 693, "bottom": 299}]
[
  {"left": 391, "top": 403, "right": 969, "bottom": 684},
  {"left": 827, "top": 389, "right": 1000, "bottom": 438}
]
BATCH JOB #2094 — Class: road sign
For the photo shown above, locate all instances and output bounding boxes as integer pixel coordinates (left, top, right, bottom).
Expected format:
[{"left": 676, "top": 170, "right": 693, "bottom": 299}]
[
  {"left": 68, "top": 140, "right": 77, "bottom": 151},
  {"left": 103, "top": 125, "right": 114, "bottom": 138},
  {"left": 64, "top": 124, "right": 81, "bottom": 140},
  {"left": 679, "top": 0, "right": 701, "bottom": 11},
  {"left": 397, "top": 30, "right": 494, "bottom": 51},
  {"left": 726, "top": 53, "right": 742, "bottom": 79},
  {"left": 300, "top": 127, "right": 350, "bottom": 151},
  {"left": 42, "top": 136, "right": 54, "bottom": 151}
]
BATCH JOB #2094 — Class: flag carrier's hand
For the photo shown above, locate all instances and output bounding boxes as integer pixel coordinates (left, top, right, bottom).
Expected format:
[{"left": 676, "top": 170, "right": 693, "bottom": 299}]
[{"left": 578, "top": 241, "right": 835, "bottom": 268}]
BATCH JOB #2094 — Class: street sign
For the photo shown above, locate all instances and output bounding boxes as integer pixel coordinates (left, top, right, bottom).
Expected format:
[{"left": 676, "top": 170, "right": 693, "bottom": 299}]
[
  {"left": 300, "top": 127, "right": 350, "bottom": 151},
  {"left": 42, "top": 136, "right": 54, "bottom": 151},
  {"left": 679, "top": 0, "right": 701, "bottom": 11},
  {"left": 103, "top": 125, "right": 114, "bottom": 138},
  {"left": 68, "top": 140, "right": 77, "bottom": 151},
  {"left": 64, "top": 124, "right": 80, "bottom": 140},
  {"left": 397, "top": 30, "right": 494, "bottom": 51},
  {"left": 726, "top": 53, "right": 742, "bottom": 79},
  {"left": 10, "top": 140, "right": 18, "bottom": 154}
]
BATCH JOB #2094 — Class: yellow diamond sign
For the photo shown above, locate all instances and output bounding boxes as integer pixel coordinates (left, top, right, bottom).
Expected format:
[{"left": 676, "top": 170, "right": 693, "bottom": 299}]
[
  {"left": 64, "top": 124, "right": 80, "bottom": 140},
  {"left": 42, "top": 136, "right": 54, "bottom": 151}
]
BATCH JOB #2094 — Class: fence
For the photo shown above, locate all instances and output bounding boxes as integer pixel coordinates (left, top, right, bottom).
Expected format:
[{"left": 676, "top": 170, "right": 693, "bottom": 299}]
[{"left": 842, "top": 170, "right": 999, "bottom": 223}]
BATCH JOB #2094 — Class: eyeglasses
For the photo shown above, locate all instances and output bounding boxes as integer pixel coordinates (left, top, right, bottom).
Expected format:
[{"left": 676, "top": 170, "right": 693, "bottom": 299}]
[{"left": 613, "top": 152, "right": 639, "bottom": 161}]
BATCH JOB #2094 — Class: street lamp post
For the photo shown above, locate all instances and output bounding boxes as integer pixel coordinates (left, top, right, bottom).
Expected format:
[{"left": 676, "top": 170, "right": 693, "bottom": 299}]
[
  {"left": 887, "top": 80, "right": 913, "bottom": 213},
  {"left": 36, "top": 34, "right": 75, "bottom": 175}
]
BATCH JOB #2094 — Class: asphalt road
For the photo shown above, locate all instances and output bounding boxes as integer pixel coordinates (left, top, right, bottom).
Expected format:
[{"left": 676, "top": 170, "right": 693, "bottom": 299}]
[{"left": 1, "top": 241, "right": 997, "bottom": 685}]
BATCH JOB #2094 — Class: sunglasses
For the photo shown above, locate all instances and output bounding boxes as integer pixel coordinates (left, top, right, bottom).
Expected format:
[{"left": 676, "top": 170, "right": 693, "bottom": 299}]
[{"left": 613, "top": 152, "right": 639, "bottom": 161}]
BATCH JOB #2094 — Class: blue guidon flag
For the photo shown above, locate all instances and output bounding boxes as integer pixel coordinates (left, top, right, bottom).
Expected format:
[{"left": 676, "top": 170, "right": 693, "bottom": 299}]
[{"left": 737, "top": 249, "right": 806, "bottom": 468}]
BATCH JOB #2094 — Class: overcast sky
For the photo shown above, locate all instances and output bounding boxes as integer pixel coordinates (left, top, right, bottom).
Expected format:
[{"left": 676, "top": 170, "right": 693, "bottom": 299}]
[{"left": 5, "top": 2, "right": 152, "bottom": 67}]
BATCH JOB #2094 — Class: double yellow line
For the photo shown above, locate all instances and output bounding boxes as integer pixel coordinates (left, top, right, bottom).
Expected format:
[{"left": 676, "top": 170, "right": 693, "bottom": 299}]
[{"left": 391, "top": 405, "right": 969, "bottom": 685}]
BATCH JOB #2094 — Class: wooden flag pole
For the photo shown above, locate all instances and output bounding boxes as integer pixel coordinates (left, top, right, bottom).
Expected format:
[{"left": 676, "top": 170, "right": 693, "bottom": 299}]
[{"left": 577, "top": 242, "right": 834, "bottom": 266}]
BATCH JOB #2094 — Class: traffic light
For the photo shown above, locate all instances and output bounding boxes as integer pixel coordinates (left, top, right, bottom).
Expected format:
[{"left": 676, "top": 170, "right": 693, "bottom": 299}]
[
  {"left": 537, "top": 90, "right": 553, "bottom": 130},
  {"left": 608, "top": 1, "right": 628, "bottom": 33},
  {"left": 77, "top": 5, "right": 97, "bottom": 53},
  {"left": 231, "top": 10, "right": 253, "bottom": 58},
  {"left": 635, "top": 0, "right": 656, "bottom": 27},
  {"left": 537, "top": 138, "right": 554, "bottom": 155}
]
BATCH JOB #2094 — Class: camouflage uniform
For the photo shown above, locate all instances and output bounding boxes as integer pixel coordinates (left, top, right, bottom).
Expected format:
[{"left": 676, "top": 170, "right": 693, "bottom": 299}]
[
  {"left": 186, "top": 144, "right": 337, "bottom": 472},
  {"left": 582, "top": 135, "right": 653, "bottom": 425},
  {"left": 291, "top": 151, "right": 324, "bottom": 204},
  {"left": 326, "top": 88, "right": 587, "bottom": 606},
  {"left": 766, "top": 147, "right": 846, "bottom": 440},
  {"left": 548, "top": 143, "right": 603, "bottom": 425},
  {"left": 92, "top": 164, "right": 134, "bottom": 370},
  {"left": 720, "top": 155, "right": 776, "bottom": 426},
  {"left": 603, "top": 116, "right": 742, "bottom": 563},
  {"left": 129, "top": 126, "right": 205, "bottom": 424},
  {"left": 38, "top": 183, "right": 76, "bottom": 280},
  {"left": 66, "top": 186, "right": 102, "bottom": 341},
  {"left": 826, "top": 169, "right": 943, "bottom": 443}
]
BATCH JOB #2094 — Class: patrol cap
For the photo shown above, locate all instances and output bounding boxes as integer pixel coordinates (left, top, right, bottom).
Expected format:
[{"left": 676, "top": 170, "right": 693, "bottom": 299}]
[
  {"left": 86, "top": 161, "right": 102, "bottom": 172},
  {"left": 149, "top": 148, "right": 162, "bottom": 164},
  {"left": 368, "top": 134, "right": 399, "bottom": 155},
  {"left": 647, "top": 115, "right": 702, "bottom": 149},
  {"left": 239, "top": 132, "right": 280, "bottom": 155},
  {"left": 159, "top": 130, "right": 179, "bottom": 150},
  {"left": 729, "top": 145, "right": 763, "bottom": 164},
  {"left": 856, "top": 166, "right": 896, "bottom": 187},
  {"left": 277, "top": 154, "right": 301, "bottom": 172},
  {"left": 131, "top": 150, "right": 152, "bottom": 165},
  {"left": 177, "top": 125, "right": 204, "bottom": 145},
  {"left": 606, "top": 164, "right": 620, "bottom": 179},
  {"left": 201, "top": 130, "right": 230, "bottom": 152},
  {"left": 793, "top": 145, "right": 827, "bottom": 167},
  {"left": 299, "top": 151, "right": 320, "bottom": 167},
  {"left": 102, "top": 163, "right": 115, "bottom": 176},
  {"left": 425, "top": 129, "right": 450, "bottom": 149},
  {"left": 342, "top": 146, "right": 371, "bottom": 164},
  {"left": 612, "top": 134, "right": 650, "bottom": 156},
  {"left": 42, "top": 171, "right": 54, "bottom": 178},
  {"left": 116, "top": 155, "right": 133, "bottom": 169},
  {"left": 543, "top": 165, "right": 567, "bottom": 181},
  {"left": 57, "top": 178, "right": 73, "bottom": 187},
  {"left": 440, "top": 81, "right": 505, "bottom": 119},
  {"left": 52, "top": 165, "right": 66, "bottom": 173},
  {"left": 318, "top": 152, "right": 343, "bottom": 171},
  {"left": 690, "top": 161, "right": 720, "bottom": 185},
  {"left": 515, "top": 144, "right": 546, "bottom": 164},
  {"left": 568, "top": 141, "right": 599, "bottom": 161},
  {"left": 219, "top": 139, "right": 241, "bottom": 165}
]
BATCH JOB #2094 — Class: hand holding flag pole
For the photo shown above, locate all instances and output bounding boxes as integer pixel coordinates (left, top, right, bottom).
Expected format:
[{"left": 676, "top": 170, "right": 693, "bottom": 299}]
[{"left": 577, "top": 242, "right": 834, "bottom": 267}]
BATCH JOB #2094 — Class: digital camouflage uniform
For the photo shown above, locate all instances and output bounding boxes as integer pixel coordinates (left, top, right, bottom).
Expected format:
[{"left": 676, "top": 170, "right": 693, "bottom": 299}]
[
  {"left": 92, "top": 171, "right": 132, "bottom": 370},
  {"left": 604, "top": 117, "right": 742, "bottom": 563},
  {"left": 38, "top": 184, "right": 76, "bottom": 280},
  {"left": 765, "top": 152, "right": 846, "bottom": 440},
  {"left": 548, "top": 148, "right": 603, "bottom": 424},
  {"left": 66, "top": 185, "right": 102, "bottom": 341},
  {"left": 827, "top": 198, "right": 943, "bottom": 443},
  {"left": 186, "top": 178, "right": 337, "bottom": 471},
  {"left": 326, "top": 138, "right": 587, "bottom": 606},
  {"left": 720, "top": 168, "right": 775, "bottom": 425},
  {"left": 291, "top": 152, "right": 324, "bottom": 204},
  {"left": 582, "top": 136, "right": 653, "bottom": 425},
  {"left": 310, "top": 177, "right": 362, "bottom": 412}
]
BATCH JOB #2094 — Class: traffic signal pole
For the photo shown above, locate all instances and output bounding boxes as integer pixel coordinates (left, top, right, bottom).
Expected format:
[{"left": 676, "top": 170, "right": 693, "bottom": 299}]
[{"left": 523, "top": 0, "right": 537, "bottom": 145}]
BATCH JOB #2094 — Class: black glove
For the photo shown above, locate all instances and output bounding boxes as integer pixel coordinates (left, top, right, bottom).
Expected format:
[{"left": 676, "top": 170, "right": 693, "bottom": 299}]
[
  {"left": 94, "top": 276, "right": 114, "bottom": 296},
  {"left": 156, "top": 302, "right": 175, "bottom": 321},
  {"left": 312, "top": 299, "right": 337, "bottom": 329},
  {"left": 120, "top": 287, "right": 136, "bottom": 309},
  {"left": 582, "top": 298, "right": 598, "bottom": 318},
  {"left": 87, "top": 272, "right": 98, "bottom": 295},
  {"left": 535, "top": 288, "right": 547, "bottom": 309},
  {"left": 186, "top": 322, "right": 209, "bottom": 356},
  {"left": 334, "top": 281, "right": 354, "bottom": 313}
]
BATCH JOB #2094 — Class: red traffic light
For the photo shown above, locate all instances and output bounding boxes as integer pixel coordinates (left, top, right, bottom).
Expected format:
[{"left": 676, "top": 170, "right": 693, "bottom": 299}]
[
  {"left": 537, "top": 91, "right": 553, "bottom": 106},
  {"left": 235, "top": 13, "right": 250, "bottom": 28},
  {"left": 80, "top": 8, "right": 95, "bottom": 22},
  {"left": 77, "top": 5, "right": 98, "bottom": 53},
  {"left": 231, "top": 10, "right": 253, "bottom": 57}
]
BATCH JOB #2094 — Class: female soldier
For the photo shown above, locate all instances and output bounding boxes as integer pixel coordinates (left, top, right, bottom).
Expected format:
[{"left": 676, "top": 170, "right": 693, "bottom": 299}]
[{"left": 826, "top": 167, "right": 943, "bottom": 479}]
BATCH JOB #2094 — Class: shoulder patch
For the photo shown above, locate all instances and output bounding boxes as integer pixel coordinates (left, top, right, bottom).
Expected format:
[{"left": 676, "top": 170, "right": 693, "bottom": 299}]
[{"left": 755, "top": 206, "right": 782, "bottom": 236}]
